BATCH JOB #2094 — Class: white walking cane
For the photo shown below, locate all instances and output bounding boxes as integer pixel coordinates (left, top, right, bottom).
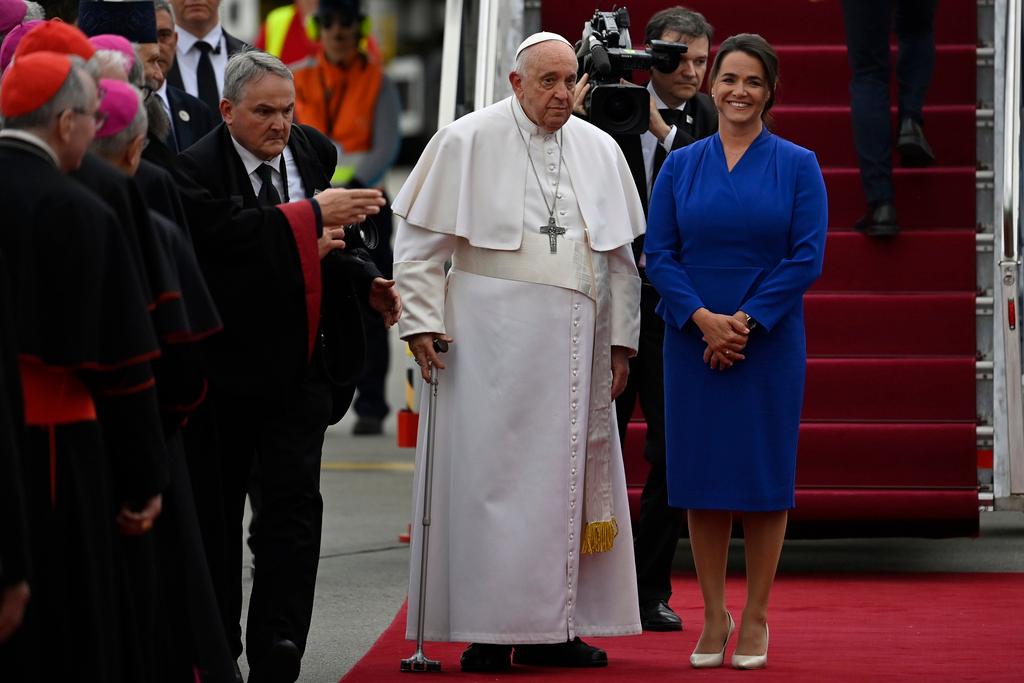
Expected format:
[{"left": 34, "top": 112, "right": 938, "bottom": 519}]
[{"left": 400, "top": 339, "right": 447, "bottom": 673}]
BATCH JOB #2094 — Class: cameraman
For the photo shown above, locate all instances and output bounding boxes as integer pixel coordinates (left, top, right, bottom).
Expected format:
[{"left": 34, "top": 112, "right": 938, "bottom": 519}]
[{"left": 575, "top": 6, "right": 716, "bottom": 633}]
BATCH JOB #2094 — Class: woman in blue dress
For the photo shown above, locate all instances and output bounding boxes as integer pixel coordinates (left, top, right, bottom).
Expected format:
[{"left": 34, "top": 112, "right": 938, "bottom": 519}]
[{"left": 645, "top": 34, "right": 828, "bottom": 670}]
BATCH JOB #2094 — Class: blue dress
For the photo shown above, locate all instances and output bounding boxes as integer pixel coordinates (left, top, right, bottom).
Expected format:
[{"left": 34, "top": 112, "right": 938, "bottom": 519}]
[{"left": 645, "top": 127, "right": 828, "bottom": 511}]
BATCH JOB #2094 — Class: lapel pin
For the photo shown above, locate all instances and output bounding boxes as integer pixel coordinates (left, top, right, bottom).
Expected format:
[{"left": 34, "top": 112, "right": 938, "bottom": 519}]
[
  {"left": 686, "top": 114, "right": 693, "bottom": 125},
  {"left": 178, "top": 110, "right": 191, "bottom": 122}
]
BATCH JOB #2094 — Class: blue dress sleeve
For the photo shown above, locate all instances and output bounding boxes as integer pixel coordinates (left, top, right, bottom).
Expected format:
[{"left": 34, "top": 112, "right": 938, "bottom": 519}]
[
  {"left": 644, "top": 153, "right": 706, "bottom": 330},
  {"left": 740, "top": 150, "right": 828, "bottom": 331}
]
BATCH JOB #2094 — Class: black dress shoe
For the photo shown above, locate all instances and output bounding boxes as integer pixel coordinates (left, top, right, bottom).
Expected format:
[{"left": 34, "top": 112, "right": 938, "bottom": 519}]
[
  {"left": 640, "top": 600, "right": 683, "bottom": 631},
  {"left": 853, "top": 201, "right": 900, "bottom": 237},
  {"left": 249, "top": 639, "right": 301, "bottom": 683},
  {"left": 352, "top": 416, "right": 383, "bottom": 435},
  {"left": 896, "top": 117, "right": 936, "bottom": 167},
  {"left": 513, "top": 637, "right": 608, "bottom": 668},
  {"left": 460, "top": 643, "right": 513, "bottom": 672}
]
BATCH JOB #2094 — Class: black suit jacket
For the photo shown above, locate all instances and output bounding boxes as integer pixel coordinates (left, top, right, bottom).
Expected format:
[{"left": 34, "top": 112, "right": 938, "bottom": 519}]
[
  {"left": 166, "top": 85, "right": 217, "bottom": 153},
  {"left": 613, "top": 91, "right": 718, "bottom": 216},
  {"left": 166, "top": 28, "right": 248, "bottom": 117},
  {"left": 178, "top": 123, "right": 380, "bottom": 422}
]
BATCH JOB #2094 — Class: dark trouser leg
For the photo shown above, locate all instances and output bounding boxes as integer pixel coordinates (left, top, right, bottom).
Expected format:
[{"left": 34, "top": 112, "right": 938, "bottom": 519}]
[
  {"left": 354, "top": 201, "right": 394, "bottom": 421},
  {"left": 212, "top": 398, "right": 259, "bottom": 661},
  {"left": 894, "top": 0, "right": 937, "bottom": 123},
  {"left": 630, "top": 286, "right": 683, "bottom": 604},
  {"left": 245, "top": 364, "right": 332, "bottom": 663},
  {"left": 353, "top": 310, "right": 390, "bottom": 420},
  {"left": 841, "top": 0, "right": 896, "bottom": 206},
  {"left": 182, "top": 398, "right": 237, "bottom": 655}
]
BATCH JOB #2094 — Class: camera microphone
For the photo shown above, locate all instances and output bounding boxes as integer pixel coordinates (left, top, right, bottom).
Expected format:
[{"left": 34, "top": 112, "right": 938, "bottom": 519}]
[{"left": 589, "top": 41, "right": 612, "bottom": 77}]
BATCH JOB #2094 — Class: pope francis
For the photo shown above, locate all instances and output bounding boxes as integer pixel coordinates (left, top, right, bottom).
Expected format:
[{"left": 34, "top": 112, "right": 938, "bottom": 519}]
[{"left": 392, "top": 32, "right": 645, "bottom": 672}]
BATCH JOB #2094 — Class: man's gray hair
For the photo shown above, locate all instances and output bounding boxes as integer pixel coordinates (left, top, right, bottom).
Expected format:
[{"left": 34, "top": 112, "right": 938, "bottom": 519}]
[
  {"left": 154, "top": 0, "right": 174, "bottom": 22},
  {"left": 91, "top": 86, "right": 148, "bottom": 161},
  {"left": 4, "top": 56, "right": 89, "bottom": 131},
  {"left": 223, "top": 49, "right": 293, "bottom": 103},
  {"left": 23, "top": 1, "right": 45, "bottom": 21}
]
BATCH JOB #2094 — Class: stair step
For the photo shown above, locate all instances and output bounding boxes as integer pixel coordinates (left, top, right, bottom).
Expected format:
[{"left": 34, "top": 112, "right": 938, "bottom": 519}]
[
  {"left": 797, "top": 423, "right": 977, "bottom": 487},
  {"left": 650, "top": 0, "right": 976, "bottom": 46},
  {"left": 823, "top": 167, "right": 976, "bottom": 229},
  {"left": 775, "top": 45, "right": 976, "bottom": 106},
  {"left": 803, "top": 358, "right": 976, "bottom": 422},
  {"left": 773, "top": 105, "right": 976, "bottom": 167},
  {"left": 788, "top": 489, "right": 979, "bottom": 536},
  {"left": 813, "top": 231, "right": 976, "bottom": 293},
  {"left": 805, "top": 293, "right": 976, "bottom": 356},
  {"left": 624, "top": 422, "right": 977, "bottom": 489}
]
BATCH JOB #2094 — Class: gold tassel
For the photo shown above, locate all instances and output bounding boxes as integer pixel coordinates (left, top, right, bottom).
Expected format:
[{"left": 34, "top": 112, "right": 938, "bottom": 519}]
[{"left": 580, "top": 518, "right": 619, "bottom": 555}]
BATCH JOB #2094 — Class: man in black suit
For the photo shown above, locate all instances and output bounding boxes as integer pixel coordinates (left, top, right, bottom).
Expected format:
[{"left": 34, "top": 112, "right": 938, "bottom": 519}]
[
  {"left": 575, "top": 5, "right": 717, "bottom": 633},
  {"left": 841, "top": 0, "right": 937, "bottom": 237},
  {"left": 167, "top": 0, "right": 247, "bottom": 116},
  {"left": 177, "top": 49, "right": 400, "bottom": 683},
  {"left": 153, "top": 0, "right": 216, "bottom": 151}
]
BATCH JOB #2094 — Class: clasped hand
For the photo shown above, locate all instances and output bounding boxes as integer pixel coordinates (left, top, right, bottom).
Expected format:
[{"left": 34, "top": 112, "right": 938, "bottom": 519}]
[{"left": 693, "top": 308, "right": 750, "bottom": 371}]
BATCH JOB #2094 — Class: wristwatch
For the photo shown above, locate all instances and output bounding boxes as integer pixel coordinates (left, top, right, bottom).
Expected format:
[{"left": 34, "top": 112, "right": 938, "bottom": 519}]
[{"left": 744, "top": 313, "right": 758, "bottom": 331}]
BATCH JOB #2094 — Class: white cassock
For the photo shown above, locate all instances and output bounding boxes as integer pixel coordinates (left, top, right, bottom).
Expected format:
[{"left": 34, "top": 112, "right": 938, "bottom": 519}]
[{"left": 393, "top": 96, "right": 645, "bottom": 644}]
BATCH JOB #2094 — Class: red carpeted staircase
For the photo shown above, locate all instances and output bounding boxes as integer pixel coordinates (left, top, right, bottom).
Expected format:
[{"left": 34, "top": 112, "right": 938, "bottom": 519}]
[{"left": 545, "top": 0, "right": 981, "bottom": 535}]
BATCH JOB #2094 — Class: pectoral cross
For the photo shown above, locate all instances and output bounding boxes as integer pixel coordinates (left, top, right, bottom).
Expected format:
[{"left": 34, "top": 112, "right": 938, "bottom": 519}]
[{"left": 540, "top": 216, "right": 566, "bottom": 254}]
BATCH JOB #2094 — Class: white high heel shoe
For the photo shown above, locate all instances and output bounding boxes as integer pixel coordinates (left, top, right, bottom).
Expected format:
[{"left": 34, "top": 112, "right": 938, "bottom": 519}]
[
  {"left": 689, "top": 612, "right": 734, "bottom": 668},
  {"left": 731, "top": 623, "right": 769, "bottom": 670}
]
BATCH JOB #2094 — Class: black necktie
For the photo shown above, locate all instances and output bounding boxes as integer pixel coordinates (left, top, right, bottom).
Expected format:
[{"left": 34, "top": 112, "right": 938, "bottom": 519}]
[
  {"left": 255, "top": 164, "right": 282, "bottom": 206},
  {"left": 195, "top": 40, "right": 220, "bottom": 115},
  {"left": 652, "top": 108, "right": 684, "bottom": 181}
]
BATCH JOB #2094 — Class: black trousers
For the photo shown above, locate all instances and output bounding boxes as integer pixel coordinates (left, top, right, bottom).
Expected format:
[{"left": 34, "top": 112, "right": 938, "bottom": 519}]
[
  {"left": 614, "top": 283, "right": 683, "bottom": 605},
  {"left": 841, "top": 0, "right": 937, "bottom": 205},
  {"left": 353, "top": 201, "right": 393, "bottom": 421},
  {"left": 193, "top": 362, "right": 332, "bottom": 665}
]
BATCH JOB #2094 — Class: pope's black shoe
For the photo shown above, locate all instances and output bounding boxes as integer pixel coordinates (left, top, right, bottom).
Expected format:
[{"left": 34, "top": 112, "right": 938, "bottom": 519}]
[
  {"left": 512, "top": 637, "right": 608, "bottom": 668},
  {"left": 460, "top": 643, "right": 513, "bottom": 672},
  {"left": 248, "top": 639, "right": 301, "bottom": 683},
  {"left": 896, "top": 117, "right": 936, "bottom": 167},
  {"left": 853, "top": 201, "right": 900, "bottom": 238},
  {"left": 640, "top": 600, "right": 683, "bottom": 631}
]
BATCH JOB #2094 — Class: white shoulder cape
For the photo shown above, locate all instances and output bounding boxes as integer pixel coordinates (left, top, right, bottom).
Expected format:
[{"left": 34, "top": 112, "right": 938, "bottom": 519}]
[{"left": 392, "top": 97, "right": 646, "bottom": 252}]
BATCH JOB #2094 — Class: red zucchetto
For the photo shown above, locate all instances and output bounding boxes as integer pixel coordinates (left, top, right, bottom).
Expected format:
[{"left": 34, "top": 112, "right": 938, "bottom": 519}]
[
  {"left": 0, "top": 51, "right": 73, "bottom": 118},
  {"left": 13, "top": 20, "right": 96, "bottom": 62}
]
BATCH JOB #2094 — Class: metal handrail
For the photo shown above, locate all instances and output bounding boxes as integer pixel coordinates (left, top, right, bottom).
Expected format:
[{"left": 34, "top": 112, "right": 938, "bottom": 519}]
[
  {"left": 473, "top": 0, "right": 500, "bottom": 112},
  {"left": 438, "top": 0, "right": 465, "bottom": 128},
  {"left": 996, "top": 0, "right": 1024, "bottom": 497}
]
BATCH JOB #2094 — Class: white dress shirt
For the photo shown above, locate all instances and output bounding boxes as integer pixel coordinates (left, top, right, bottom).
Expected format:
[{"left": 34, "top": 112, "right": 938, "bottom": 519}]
[
  {"left": 230, "top": 135, "right": 306, "bottom": 203},
  {"left": 640, "top": 82, "right": 688, "bottom": 199},
  {"left": 175, "top": 23, "right": 228, "bottom": 100}
]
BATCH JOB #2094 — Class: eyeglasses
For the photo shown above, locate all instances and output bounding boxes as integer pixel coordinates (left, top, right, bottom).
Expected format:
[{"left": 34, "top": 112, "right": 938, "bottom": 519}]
[{"left": 70, "top": 106, "right": 109, "bottom": 131}]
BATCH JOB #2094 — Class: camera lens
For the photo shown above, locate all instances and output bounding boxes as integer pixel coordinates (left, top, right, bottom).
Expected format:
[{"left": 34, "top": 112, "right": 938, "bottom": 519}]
[{"left": 344, "top": 223, "right": 379, "bottom": 250}]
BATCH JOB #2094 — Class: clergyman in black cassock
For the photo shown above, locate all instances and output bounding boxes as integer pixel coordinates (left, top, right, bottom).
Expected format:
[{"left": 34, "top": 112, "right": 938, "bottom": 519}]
[{"left": 0, "top": 55, "right": 168, "bottom": 683}]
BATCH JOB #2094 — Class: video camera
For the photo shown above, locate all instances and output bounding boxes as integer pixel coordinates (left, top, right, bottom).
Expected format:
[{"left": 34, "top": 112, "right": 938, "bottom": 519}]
[{"left": 576, "top": 7, "right": 687, "bottom": 134}]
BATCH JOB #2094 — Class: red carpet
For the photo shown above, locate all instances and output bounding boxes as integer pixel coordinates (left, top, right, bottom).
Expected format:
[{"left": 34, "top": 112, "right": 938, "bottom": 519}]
[
  {"left": 339, "top": 572, "right": 1024, "bottom": 682},
  {"left": 541, "top": 0, "right": 981, "bottom": 534}
]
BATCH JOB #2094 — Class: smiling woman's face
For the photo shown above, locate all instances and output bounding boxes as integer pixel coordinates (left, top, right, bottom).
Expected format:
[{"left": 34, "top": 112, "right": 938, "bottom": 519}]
[{"left": 711, "top": 50, "right": 771, "bottom": 129}]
